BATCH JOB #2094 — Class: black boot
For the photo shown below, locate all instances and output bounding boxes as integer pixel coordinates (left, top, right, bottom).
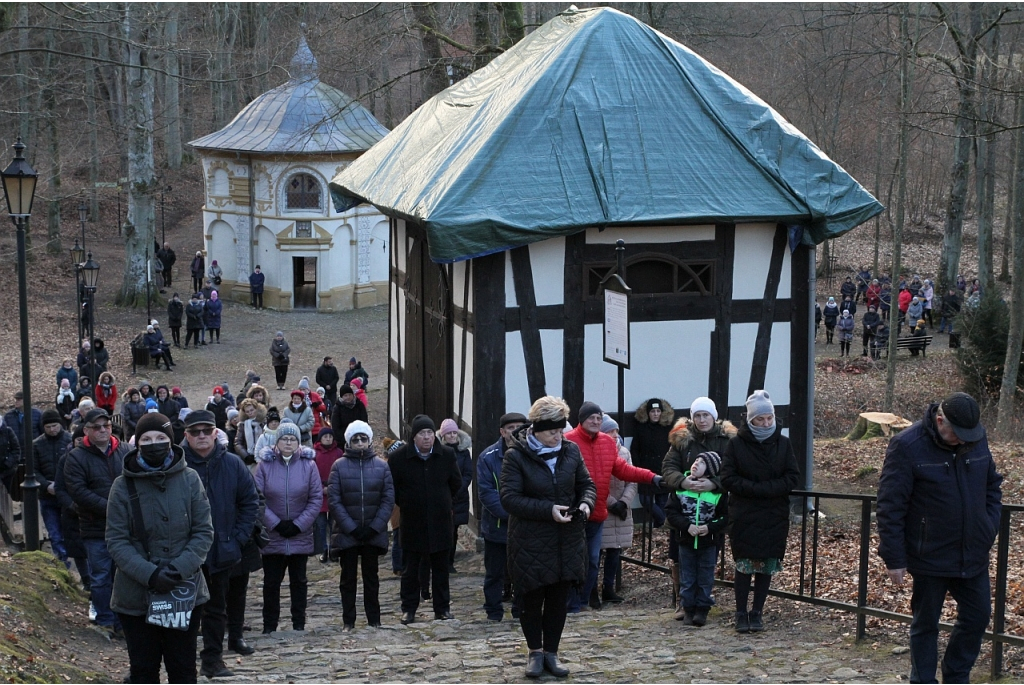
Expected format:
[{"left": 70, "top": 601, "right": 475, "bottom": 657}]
[
  {"left": 692, "top": 607, "right": 709, "bottom": 627},
  {"left": 748, "top": 610, "right": 764, "bottom": 632},
  {"left": 525, "top": 652, "right": 544, "bottom": 678},
  {"left": 543, "top": 652, "right": 570, "bottom": 678},
  {"left": 735, "top": 611, "right": 750, "bottom": 633}
]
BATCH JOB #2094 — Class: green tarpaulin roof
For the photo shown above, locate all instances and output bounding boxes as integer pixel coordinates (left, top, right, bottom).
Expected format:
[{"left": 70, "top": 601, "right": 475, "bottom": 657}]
[{"left": 330, "top": 6, "right": 883, "bottom": 264}]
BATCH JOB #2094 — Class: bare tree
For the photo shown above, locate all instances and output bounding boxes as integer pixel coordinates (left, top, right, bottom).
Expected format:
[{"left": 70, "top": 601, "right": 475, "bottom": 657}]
[
  {"left": 163, "top": 5, "right": 182, "bottom": 169},
  {"left": 997, "top": 85, "right": 1024, "bottom": 438}
]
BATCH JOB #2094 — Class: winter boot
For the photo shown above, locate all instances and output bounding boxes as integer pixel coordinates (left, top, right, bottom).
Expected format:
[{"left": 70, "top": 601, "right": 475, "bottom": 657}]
[
  {"left": 735, "top": 611, "right": 750, "bottom": 634},
  {"left": 681, "top": 607, "right": 696, "bottom": 626},
  {"left": 692, "top": 607, "right": 709, "bottom": 627},
  {"left": 748, "top": 611, "right": 764, "bottom": 632}
]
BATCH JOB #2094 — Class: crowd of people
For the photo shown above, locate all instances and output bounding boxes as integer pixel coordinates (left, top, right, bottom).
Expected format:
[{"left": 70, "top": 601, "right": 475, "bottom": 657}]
[{"left": 814, "top": 266, "right": 981, "bottom": 358}]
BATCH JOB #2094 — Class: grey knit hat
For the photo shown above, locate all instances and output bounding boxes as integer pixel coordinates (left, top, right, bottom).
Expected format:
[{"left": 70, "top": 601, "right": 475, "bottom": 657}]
[
  {"left": 745, "top": 390, "right": 774, "bottom": 421},
  {"left": 599, "top": 414, "right": 618, "bottom": 434},
  {"left": 275, "top": 419, "right": 301, "bottom": 443}
]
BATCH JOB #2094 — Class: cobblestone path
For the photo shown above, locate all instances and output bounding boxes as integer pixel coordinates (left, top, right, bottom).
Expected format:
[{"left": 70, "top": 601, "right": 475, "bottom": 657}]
[{"left": 217, "top": 548, "right": 914, "bottom": 683}]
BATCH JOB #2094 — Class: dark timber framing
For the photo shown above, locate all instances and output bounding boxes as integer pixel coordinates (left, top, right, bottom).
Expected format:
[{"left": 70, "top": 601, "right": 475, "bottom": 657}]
[
  {"left": 747, "top": 224, "right": 789, "bottom": 396},
  {"left": 471, "top": 250, "right": 507, "bottom": 458},
  {"left": 562, "top": 231, "right": 587, "bottom": 423},
  {"left": 789, "top": 242, "right": 812, "bottom": 485},
  {"left": 709, "top": 223, "right": 735, "bottom": 414},
  {"left": 510, "top": 246, "right": 547, "bottom": 403},
  {"left": 457, "top": 260, "right": 472, "bottom": 427}
]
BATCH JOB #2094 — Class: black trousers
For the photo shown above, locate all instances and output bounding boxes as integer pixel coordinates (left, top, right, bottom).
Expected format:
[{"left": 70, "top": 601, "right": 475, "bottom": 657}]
[
  {"left": 251, "top": 292, "right": 263, "bottom": 309},
  {"left": 119, "top": 607, "right": 203, "bottom": 684},
  {"left": 339, "top": 545, "right": 381, "bottom": 626},
  {"left": 226, "top": 571, "right": 249, "bottom": 641},
  {"left": 191, "top": 276, "right": 202, "bottom": 293},
  {"left": 274, "top": 365, "right": 288, "bottom": 387},
  {"left": 162, "top": 268, "right": 173, "bottom": 287},
  {"left": 400, "top": 548, "right": 450, "bottom": 615},
  {"left": 185, "top": 328, "right": 200, "bottom": 347},
  {"left": 199, "top": 566, "right": 230, "bottom": 667},
  {"left": 519, "top": 581, "right": 571, "bottom": 652},
  {"left": 209, "top": 327, "right": 220, "bottom": 342},
  {"left": 170, "top": 326, "right": 181, "bottom": 346},
  {"left": 262, "top": 554, "right": 308, "bottom": 631}
]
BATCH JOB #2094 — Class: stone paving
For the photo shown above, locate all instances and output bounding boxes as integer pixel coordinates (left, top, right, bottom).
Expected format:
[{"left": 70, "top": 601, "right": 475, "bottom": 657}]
[{"left": 216, "top": 546, "right": 915, "bottom": 683}]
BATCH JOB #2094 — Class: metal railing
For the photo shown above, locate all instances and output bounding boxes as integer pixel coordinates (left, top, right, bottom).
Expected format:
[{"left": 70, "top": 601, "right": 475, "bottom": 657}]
[{"left": 623, "top": 488, "right": 1024, "bottom": 679}]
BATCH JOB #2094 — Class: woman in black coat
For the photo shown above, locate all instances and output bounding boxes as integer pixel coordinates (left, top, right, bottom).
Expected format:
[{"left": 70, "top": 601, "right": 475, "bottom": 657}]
[
  {"left": 501, "top": 395, "right": 596, "bottom": 679},
  {"left": 720, "top": 390, "right": 800, "bottom": 635}
]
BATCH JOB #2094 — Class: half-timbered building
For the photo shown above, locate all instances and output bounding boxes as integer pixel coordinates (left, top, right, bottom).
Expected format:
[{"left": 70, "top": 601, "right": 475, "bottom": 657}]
[{"left": 329, "top": 7, "right": 883, "bottom": 487}]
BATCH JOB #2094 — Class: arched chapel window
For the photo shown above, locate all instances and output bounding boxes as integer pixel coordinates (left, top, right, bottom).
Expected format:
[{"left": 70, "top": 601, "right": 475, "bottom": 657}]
[{"left": 286, "top": 173, "right": 321, "bottom": 210}]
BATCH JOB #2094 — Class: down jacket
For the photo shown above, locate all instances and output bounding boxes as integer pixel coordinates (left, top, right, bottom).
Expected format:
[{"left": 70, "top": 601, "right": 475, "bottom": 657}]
[
  {"left": 327, "top": 446, "right": 395, "bottom": 553},
  {"left": 313, "top": 440, "right": 343, "bottom": 514},
  {"left": 500, "top": 428, "right": 596, "bottom": 595},
  {"left": 876, "top": 404, "right": 1002, "bottom": 578},
  {"left": 477, "top": 438, "right": 510, "bottom": 544},
  {"left": 630, "top": 398, "right": 675, "bottom": 474},
  {"left": 33, "top": 430, "right": 72, "bottom": 501},
  {"left": 565, "top": 424, "right": 656, "bottom": 523},
  {"left": 107, "top": 446, "right": 213, "bottom": 616},
  {"left": 255, "top": 446, "right": 322, "bottom": 556},
  {"left": 450, "top": 430, "right": 473, "bottom": 526},
  {"left": 661, "top": 417, "right": 736, "bottom": 491},
  {"left": 720, "top": 421, "right": 800, "bottom": 560},
  {"left": 63, "top": 436, "right": 129, "bottom": 539},
  {"left": 600, "top": 443, "right": 637, "bottom": 551}
]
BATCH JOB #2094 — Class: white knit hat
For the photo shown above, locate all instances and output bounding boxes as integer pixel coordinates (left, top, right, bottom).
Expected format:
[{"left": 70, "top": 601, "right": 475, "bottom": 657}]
[
  {"left": 689, "top": 397, "right": 718, "bottom": 421},
  {"left": 345, "top": 420, "right": 373, "bottom": 444}
]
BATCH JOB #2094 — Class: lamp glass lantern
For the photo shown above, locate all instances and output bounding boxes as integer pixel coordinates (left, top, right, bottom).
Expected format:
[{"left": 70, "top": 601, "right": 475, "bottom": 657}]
[
  {"left": 0, "top": 139, "right": 37, "bottom": 217},
  {"left": 78, "top": 201, "right": 88, "bottom": 224},
  {"left": 81, "top": 252, "right": 100, "bottom": 290},
  {"left": 70, "top": 239, "right": 85, "bottom": 266}
]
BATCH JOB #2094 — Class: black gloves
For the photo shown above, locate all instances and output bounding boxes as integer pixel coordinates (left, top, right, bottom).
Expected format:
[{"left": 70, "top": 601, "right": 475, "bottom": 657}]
[
  {"left": 353, "top": 525, "right": 374, "bottom": 541},
  {"left": 275, "top": 520, "right": 301, "bottom": 538},
  {"left": 148, "top": 565, "right": 182, "bottom": 594},
  {"left": 608, "top": 501, "right": 629, "bottom": 520}
]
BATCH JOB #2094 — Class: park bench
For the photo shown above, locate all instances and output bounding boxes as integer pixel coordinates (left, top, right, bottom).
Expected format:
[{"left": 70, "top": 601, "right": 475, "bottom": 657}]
[{"left": 894, "top": 334, "right": 933, "bottom": 358}]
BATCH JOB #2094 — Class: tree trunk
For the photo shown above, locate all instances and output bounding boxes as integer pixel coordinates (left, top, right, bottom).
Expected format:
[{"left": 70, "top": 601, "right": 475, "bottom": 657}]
[
  {"left": 1002, "top": 92, "right": 1020, "bottom": 284},
  {"left": 43, "top": 14, "right": 61, "bottom": 256},
  {"left": 996, "top": 90, "right": 1024, "bottom": 438},
  {"left": 472, "top": 3, "right": 493, "bottom": 72},
  {"left": 975, "top": 13, "right": 998, "bottom": 294},
  {"left": 886, "top": 5, "right": 915, "bottom": 412},
  {"left": 497, "top": 2, "right": 525, "bottom": 49},
  {"left": 16, "top": 4, "right": 31, "bottom": 149},
  {"left": 163, "top": 6, "right": 182, "bottom": 169},
  {"left": 413, "top": 3, "right": 449, "bottom": 104},
  {"left": 118, "top": 4, "right": 157, "bottom": 309},
  {"left": 83, "top": 33, "right": 100, "bottom": 220}
]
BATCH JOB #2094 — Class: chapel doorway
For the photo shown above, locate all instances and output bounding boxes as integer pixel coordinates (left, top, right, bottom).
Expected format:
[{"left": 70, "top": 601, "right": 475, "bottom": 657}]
[{"left": 292, "top": 256, "right": 317, "bottom": 309}]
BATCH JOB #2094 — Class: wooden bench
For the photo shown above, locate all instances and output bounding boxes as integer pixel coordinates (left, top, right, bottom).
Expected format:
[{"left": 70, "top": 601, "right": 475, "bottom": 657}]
[{"left": 895, "top": 334, "right": 933, "bottom": 357}]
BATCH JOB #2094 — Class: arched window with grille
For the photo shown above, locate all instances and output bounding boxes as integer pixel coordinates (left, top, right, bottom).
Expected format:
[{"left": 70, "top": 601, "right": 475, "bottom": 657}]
[{"left": 285, "top": 173, "right": 322, "bottom": 210}]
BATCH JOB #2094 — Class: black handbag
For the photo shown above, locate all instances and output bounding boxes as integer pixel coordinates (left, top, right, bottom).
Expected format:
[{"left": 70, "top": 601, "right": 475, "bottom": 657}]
[{"left": 126, "top": 479, "right": 201, "bottom": 631}]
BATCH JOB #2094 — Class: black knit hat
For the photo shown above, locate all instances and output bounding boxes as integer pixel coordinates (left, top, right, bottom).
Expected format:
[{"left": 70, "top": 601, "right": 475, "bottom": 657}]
[
  {"left": 135, "top": 412, "right": 174, "bottom": 443},
  {"left": 265, "top": 407, "right": 281, "bottom": 424},
  {"left": 41, "top": 408, "right": 62, "bottom": 427},
  {"left": 499, "top": 412, "right": 528, "bottom": 428},
  {"left": 578, "top": 401, "right": 603, "bottom": 423},
  {"left": 695, "top": 451, "right": 722, "bottom": 478},
  {"left": 410, "top": 414, "right": 435, "bottom": 436}
]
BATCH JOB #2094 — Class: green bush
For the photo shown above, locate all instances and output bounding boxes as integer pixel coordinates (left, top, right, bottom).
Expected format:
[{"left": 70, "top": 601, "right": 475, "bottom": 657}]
[{"left": 955, "top": 292, "right": 1023, "bottom": 399}]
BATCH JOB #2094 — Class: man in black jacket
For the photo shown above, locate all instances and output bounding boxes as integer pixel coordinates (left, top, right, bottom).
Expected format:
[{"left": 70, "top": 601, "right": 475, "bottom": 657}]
[
  {"left": 156, "top": 242, "right": 176, "bottom": 287},
  {"left": 330, "top": 386, "right": 367, "bottom": 448},
  {"left": 182, "top": 410, "right": 259, "bottom": 679},
  {"left": 877, "top": 393, "right": 1002, "bottom": 684},
  {"left": 63, "top": 408, "right": 129, "bottom": 638},
  {"left": 34, "top": 409, "right": 71, "bottom": 567},
  {"left": 389, "top": 415, "right": 462, "bottom": 624},
  {"left": 315, "top": 357, "right": 340, "bottom": 409},
  {"left": 4, "top": 390, "right": 42, "bottom": 451}
]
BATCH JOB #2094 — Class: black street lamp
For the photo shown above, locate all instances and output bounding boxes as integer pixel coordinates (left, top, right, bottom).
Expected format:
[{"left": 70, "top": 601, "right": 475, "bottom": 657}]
[
  {"left": 81, "top": 252, "right": 100, "bottom": 376},
  {"left": 70, "top": 239, "right": 85, "bottom": 344},
  {"left": 1, "top": 138, "right": 40, "bottom": 551},
  {"left": 78, "top": 201, "right": 87, "bottom": 251}
]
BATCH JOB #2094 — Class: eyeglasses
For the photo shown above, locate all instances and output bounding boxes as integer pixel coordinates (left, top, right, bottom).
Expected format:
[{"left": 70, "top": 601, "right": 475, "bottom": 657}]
[
  {"left": 349, "top": 435, "right": 370, "bottom": 444},
  {"left": 186, "top": 426, "right": 216, "bottom": 437},
  {"left": 278, "top": 436, "right": 298, "bottom": 443},
  {"left": 86, "top": 423, "right": 110, "bottom": 431}
]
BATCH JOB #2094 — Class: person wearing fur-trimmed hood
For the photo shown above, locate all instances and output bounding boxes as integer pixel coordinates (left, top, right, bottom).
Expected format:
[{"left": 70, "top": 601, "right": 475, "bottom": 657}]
[
  {"left": 631, "top": 398, "right": 675, "bottom": 529},
  {"left": 254, "top": 419, "right": 322, "bottom": 633}
]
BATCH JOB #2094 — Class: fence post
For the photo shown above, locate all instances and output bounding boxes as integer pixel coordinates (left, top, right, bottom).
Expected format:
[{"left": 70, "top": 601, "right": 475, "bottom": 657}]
[
  {"left": 857, "top": 498, "right": 871, "bottom": 640},
  {"left": 991, "top": 506, "right": 1011, "bottom": 679}
]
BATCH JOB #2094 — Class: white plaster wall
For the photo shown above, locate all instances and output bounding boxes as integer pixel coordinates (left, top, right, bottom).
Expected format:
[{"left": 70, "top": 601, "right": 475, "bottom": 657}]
[
  {"left": 394, "top": 220, "right": 407, "bottom": 275},
  {"left": 452, "top": 261, "right": 470, "bottom": 310},
  {"left": 369, "top": 220, "right": 389, "bottom": 284},
  {"left": 732, "top": 223, "right": 792, "bottom": 300},
  {"left": 728, "top": 321, "right": 791, "bottom": 408},
  {"left": 505, "top": 333, "right": 531, "bottom": 416},
  {"left": 255, "top": 226, "right": 278, "bottom": 290},
  {"left": 331, "top": 224, "right": 354, "bottom": 288},
  {"left": 208, "top": 220, "right": 237, "bottom": 282},
  {"left": 539, "top": 329, "right": 564, "bottom": 399},
  {"left": 584, "top": 319, "right": 715, "bottom": 413},
  {"left": 530, "top": 238, "right": 565, "bottom": 306},
  {"left": 504, "top": 251, "right": 516, "bottom": 308},
  {"left": 453, "top": 325, "right": 474, "bottom": 427},
  {"left": 586, "top": 225, "right": 716, "bottom": 244},
  {"left": 389, "top": 374, "right": 402, "bottom": 439}
]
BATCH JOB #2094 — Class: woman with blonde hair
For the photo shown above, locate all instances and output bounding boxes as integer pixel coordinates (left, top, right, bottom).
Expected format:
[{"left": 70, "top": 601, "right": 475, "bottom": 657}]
[{"left": 501, "top": 395, "right": 595, "bottom": 679}]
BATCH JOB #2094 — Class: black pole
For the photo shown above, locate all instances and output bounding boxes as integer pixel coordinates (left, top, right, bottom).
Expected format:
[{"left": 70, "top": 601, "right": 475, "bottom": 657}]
[
  {"left": 88, "top": 288, "right": 96, "bottom": 374},
  {"left": 615, "top": 239, "right": 625, "bottom": 434},
  {"left": 14, "top": 215, "right": 39, "bottom": 551},
  {"left": 74, "top": 267, "right": 83, "bottom": 345},
  {"left": 146, "top": 248, "right": 152, "bottom": 322},
  {"left": 79, "top": 202, "right": 86, "bottom": 252},
  {"left": 161, "top": 191, "right": 165, "bottom": 245},
  {"left": 117, "top": 193, "right": 121, "bottom": 236}
]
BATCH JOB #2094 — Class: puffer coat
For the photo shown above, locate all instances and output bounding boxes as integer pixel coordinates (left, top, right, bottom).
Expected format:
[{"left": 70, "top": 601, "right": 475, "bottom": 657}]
[
  {"left": 33, "top": 430, "right": 72, "bottom": 501},
  {"left": 107, "top": 446, "right": 213, "bottom": 616},
  {"left": 185, "top": 301, "right": 204, "bottom": 331},
  {"left": 501, "top": 428, "right": 596, "bottom": 595},
  {"left": 661, "top": 417, "right": 736, "bottom": 491},
  {"left": 255, "top": 446, "right": 322, "bottom": 556},
  {"left": 720, "top": 421, "right": 800, "bottom": 560},
  {"left": 451, "top": 430, "right": 473, "bottom": 526},
  {"left": 630, "top": 398, "right": 675, "bottom": 474},
  {"left": 327, "top": 446, "right": 395, "bottom": 553},
  {"left": 283, "top": 403, "right": 314, "bottom": 443},
  {"left": 565, "top": 424, "right": 656, "bottom": 523},
  {"left": 204, "top": 296, "right": 223, "bottom": 329},
  {"left": 600, "top": 444, "right": 637, "bottom": 550}
]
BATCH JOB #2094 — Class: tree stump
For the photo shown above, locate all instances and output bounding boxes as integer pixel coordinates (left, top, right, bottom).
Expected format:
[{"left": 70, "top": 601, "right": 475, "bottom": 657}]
[{"left": 844, "top": 412, "right": 913, "bottom": 440}]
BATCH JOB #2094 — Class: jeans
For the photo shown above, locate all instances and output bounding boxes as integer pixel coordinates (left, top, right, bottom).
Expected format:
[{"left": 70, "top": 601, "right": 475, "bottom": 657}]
[
  {"left": 520, "top": 581, "right": 570, "bottom": 652},
  {"left": 40, "top": 500, "right": 67, "bottom": 563},
  {"left": 601, "top": 547, "right": 621, "bottom": 591},
  {"left": 339, "top": 545, "right": 380, "bottom": 626},
  {"left": 262, "top": 554, "right": 309, "bottom": 631},
  {"left": 120, "top": 607, "right": 203, "bottom": 683},
  {"left": 313, "top": 512, "right": 328, "bottom": 556},
  {"left": 483, "top": 540, "right": 508, "bottom": 619},
  {"left": 938, "top": 316, "right": 955, "bottom": 334},
  {"left": 400, "top": 548, "right": 450, "bottom": 615},
  {"left": 199, "top": 566, "right": 230, "bottom": 666},
  {"left": 678, "top": 543, "right": 717, "bottom": 609},
  {"left": 568, "top": 520, "right": 604, "bottom": 612},
  {"left": 908, "top": 572, "right": 990, "bottom": 684},
  {"left": 82, "top": 538, "right": 119, "bottom": 628}
]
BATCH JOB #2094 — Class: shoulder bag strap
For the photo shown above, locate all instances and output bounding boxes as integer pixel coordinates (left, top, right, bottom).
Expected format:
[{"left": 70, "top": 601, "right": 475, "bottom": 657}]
[{"left": 125, "top": 477, "right": 151, "bottom": 557}]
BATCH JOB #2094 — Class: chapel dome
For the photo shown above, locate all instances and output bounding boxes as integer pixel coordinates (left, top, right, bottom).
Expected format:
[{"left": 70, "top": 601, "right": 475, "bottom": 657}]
[{"left": 189, "top": 35, "right": 389, "bottom": 155}]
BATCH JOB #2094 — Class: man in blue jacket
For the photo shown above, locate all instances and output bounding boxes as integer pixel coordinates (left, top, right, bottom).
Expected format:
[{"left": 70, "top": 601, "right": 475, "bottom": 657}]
[
  {"left": 4, "top": 390, "right": 42, "bottom": 451},
  {"left": 248, "top": 265, "right": 265, "bottom": 309},
  {"left": 477, "top": 412, "right": 526, "bottom": 622},
  {"left": 877, "top": 392, "right": 1002, "bottom": 684},
  {"left": 182, "top": 410, "right": 259, "bottom": 678}
]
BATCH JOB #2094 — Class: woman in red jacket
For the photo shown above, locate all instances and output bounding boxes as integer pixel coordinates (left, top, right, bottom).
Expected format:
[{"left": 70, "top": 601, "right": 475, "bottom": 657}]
[{"left": 94, "top": 372, "right": 117, "bottom": 415}]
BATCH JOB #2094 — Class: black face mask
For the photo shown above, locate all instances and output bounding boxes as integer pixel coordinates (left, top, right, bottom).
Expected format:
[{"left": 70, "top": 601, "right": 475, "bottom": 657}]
[{"left": 139, "top": 442, "right": 171, "bottom": 467}]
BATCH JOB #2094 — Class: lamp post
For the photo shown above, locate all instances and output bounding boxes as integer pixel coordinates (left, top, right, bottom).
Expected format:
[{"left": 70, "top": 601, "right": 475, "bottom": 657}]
[
  {"left": 2, "top": 138, "right": 40, "bottom": 551},
  {"left": 81, "top": 253, "right": 100, "bottom": 378},
  {"left": 71, "top": 239, "right": 85, "bottom": 344},
  {"left": 78, "top": 201, "right": 87, "bottom": 250}
]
